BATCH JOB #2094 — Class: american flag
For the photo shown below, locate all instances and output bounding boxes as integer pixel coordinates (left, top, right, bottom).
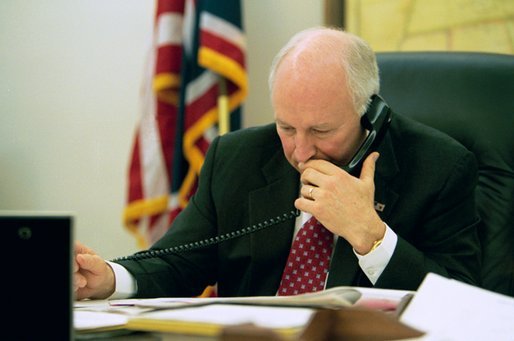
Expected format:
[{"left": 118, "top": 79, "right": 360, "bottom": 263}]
[{"left": 124, "top": 0, "right": 247, "bottom": 248}]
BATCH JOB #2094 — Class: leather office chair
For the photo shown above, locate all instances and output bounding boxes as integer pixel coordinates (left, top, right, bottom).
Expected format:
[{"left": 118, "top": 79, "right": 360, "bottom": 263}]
[{"left": 376, "top": 52, "right": 514, "bottom": 297}]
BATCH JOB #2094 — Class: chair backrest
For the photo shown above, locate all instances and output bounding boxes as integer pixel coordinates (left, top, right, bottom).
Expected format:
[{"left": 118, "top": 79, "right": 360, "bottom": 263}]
[{"left": 376, "top": 51, "right": 514, "bottom": 297}]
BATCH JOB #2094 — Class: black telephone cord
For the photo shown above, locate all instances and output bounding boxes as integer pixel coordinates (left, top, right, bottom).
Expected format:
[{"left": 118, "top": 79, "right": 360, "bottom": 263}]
[{"left": 112, "top": 209, "right": 300, "bottom": 262}]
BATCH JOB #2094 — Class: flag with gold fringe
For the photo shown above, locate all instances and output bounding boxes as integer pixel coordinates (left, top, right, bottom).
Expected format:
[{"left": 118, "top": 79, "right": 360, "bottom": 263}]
[{"left": 124, "top": 0, "right": 247, "bottom": 257}]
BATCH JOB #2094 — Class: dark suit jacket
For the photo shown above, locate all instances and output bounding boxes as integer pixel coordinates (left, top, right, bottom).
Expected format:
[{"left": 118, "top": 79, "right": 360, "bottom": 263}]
[{"left": 117, "top": 113, "right": 481, "bottom": 298}]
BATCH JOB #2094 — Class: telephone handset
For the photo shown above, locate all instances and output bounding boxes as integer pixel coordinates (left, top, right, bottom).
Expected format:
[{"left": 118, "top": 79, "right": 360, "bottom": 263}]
[
  {"left": 342, "top": 94, "right": 392, "bottom": 176},
  {"left": 112, "top": 95, "right": 392, "bottom": 262}
]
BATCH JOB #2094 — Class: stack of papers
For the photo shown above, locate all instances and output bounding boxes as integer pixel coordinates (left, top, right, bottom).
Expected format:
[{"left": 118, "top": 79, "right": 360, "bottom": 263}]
[
  {"left": 126, "top": 304, "right": 314, "bottom": 338},
  {"left": 74, "top": 285, "right": 365, "bottom": 336}
]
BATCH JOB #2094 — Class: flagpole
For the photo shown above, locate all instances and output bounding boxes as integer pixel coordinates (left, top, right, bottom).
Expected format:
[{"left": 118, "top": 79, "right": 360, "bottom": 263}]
[{"left": 218, "top": 77, "right": 230, "bottom": 135}]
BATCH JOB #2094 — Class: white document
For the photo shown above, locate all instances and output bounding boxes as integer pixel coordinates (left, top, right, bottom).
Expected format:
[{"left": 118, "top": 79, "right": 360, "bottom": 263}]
[
  {"left": 74, "top": 311, "right": 128, "bottom": 331},
  {"left": 132, "top": 304, "right": 314, "bottom": 330},
  {"left": 74, "top": 305, "right": 313, "bottom": 333},
  {"left": 400, "top": 273, "right": 514, "bottom": 340},
  {"left": 75, "top": 299, "right": 153, "bottom": 315}
]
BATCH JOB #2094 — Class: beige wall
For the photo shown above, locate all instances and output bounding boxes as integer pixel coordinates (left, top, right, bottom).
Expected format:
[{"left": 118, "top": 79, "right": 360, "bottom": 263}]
[
  {"left": 242, "top": 1, "right": 323, "bottom": 128},
  {"left": 0, "top": 1, "right": 322, "bottom": 259}
]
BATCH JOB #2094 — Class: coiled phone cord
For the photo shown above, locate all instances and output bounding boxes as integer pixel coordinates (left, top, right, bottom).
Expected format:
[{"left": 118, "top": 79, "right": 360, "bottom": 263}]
[{"left": 112, "top": 209, "right": 300, "bottom": 262}]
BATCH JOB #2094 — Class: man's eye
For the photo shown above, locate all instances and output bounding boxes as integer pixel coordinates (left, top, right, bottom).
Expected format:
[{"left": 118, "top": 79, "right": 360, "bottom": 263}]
[{"left": 312, "top": 129, "right": 329, "bottom": 135}]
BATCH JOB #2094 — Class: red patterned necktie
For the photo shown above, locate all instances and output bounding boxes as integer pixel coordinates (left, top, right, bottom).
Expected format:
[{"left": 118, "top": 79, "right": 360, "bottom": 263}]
[{"left": 277, "top": 216, "right": 334, "bottom": 296}]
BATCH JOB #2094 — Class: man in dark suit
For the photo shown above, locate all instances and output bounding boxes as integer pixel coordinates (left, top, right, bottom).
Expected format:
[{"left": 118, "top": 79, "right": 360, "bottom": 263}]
[{"left": 74, "top": 27, "right": 481, "bottom": 300}]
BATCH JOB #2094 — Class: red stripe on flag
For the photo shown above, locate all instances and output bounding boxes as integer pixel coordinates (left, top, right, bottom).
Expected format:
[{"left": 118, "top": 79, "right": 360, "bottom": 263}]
[
  {"left": 127, "top": 134, "right": 143, "bottom": 203},
  {"left": 200, "top": 30, "right": 245, "bottom": 69},
  {"left": 196, "top": 136, "right": 210, "bottom": 155},
  {"left": 184, "top": 84, "right": 218, "bottom": 127},
  {"left": 156, "top": 45, "right": 182, "bottom": 76},
  {"left": 156, "top": 0, "right": 184, "bottom": 17}
]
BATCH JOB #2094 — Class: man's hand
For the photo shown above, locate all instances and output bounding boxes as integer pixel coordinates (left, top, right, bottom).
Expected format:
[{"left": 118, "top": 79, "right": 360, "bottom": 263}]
[
  {"left": 294, "top": 152, "right": 385, "bottom": 255},
  {"left": 74, "top": 241, "right": 116, "bottom": 300}
]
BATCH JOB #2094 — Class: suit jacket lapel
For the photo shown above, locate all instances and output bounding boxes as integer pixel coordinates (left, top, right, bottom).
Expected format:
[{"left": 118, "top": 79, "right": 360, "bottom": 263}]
[
  {"left": 374, "top": 133, "right": 399, "bottom": 221},
  {"left": 247, "top": 148, "right": 299, "bottom": 294}
]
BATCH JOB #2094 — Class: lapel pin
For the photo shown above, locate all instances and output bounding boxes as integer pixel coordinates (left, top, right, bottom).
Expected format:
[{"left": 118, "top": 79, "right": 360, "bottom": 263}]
[{"left": 374, "top": 202, "right": 386, "bottom": 212}]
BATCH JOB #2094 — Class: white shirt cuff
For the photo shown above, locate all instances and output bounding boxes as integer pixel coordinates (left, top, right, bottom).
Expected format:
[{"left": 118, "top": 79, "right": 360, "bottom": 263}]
[
  {"left": 106, "top": 261, "right": 137, "bottom": 299},
  {"left": 353, "top": 223, "right": 397, "bottom": 285}
]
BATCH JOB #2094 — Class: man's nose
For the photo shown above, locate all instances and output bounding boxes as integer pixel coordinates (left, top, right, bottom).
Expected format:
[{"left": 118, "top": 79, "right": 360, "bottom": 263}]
[{"left": 293, "top": 134, "right": 316, "bottom": 163}]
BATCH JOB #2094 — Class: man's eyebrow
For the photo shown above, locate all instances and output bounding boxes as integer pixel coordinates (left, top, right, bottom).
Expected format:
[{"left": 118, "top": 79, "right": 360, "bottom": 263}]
[
  {"left": 311, "top": 123, "right": 332, "bottom": 129},
  {"left": 275, "top": 119, "right": 291, "bottom": 126},
  {"left": 275, "top": 120, "right": 334, "bottom": 130}
]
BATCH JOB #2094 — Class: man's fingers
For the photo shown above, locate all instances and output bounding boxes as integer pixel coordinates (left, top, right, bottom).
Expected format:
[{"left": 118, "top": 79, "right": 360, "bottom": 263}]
[
  {"left": 359, "top": 152, "right": 380, "bottom": 182},
  {"left": 76, "top": 253, "right": 105, "bottom": 275},
  {"left": 74, "top": 272, "right": 87, "bottom": 290},
  {"left": 300, "top": 159, "right": 339, "bottom": 176},
  {"left": 299, "top": 159, "right": 340, "bottom": 189}
]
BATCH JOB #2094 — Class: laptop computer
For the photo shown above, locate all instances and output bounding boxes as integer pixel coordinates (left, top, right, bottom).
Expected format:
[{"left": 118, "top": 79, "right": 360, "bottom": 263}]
[{"left": 0, "top": 212, "right": 73, "bottom": 340}]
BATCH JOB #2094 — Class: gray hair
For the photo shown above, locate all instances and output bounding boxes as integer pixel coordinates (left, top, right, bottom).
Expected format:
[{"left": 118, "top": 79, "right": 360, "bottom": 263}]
[{"left": 268, "top": 27, "right": 380, "bottom": 116}]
